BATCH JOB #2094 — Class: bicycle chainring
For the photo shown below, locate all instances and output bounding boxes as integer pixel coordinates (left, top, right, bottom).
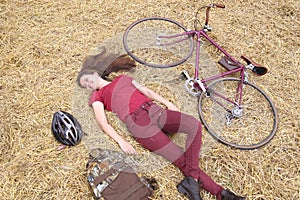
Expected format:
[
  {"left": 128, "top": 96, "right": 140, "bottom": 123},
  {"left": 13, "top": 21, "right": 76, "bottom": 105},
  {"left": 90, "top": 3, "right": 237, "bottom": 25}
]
[{"left": 184, "top": 79, "right": 201, "bottom": 96}]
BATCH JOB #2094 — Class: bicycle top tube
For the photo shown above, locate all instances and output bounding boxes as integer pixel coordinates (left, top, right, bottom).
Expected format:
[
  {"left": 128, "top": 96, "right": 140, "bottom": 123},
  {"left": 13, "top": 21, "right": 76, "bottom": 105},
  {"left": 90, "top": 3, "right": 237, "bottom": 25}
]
[
  {"left": 189, "top": 29, "right": 244, "bottom": 80},
  {"left": 157, "top": 26, "right": 245, "bottom": 81}
]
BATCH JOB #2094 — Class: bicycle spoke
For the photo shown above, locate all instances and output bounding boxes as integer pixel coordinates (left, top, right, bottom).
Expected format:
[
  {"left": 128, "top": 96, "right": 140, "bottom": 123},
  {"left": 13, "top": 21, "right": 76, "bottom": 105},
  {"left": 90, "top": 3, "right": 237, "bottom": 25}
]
[
  {"left": 123, "top": 17, "right": 194, "bottom": 68},
  {"left": 199, "top": 78, "right": 278, "bottom": 150}
]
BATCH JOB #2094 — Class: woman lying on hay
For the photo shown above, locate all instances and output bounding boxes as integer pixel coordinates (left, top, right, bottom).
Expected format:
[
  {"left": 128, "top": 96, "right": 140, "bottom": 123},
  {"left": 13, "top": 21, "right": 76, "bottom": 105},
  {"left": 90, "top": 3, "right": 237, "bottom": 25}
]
[{"left": 76, "top": 47, "right": 246, "bottom": 200}]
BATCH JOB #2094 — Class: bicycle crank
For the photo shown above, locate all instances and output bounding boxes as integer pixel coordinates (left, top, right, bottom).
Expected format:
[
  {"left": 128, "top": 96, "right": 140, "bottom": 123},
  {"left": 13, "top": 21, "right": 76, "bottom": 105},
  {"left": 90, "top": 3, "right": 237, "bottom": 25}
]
[
  {"left": 182, "top": 70, "right": 201, "bottom": 96},
  {"left": 184, "top": 79, "right": 201, "bottom": 96}
]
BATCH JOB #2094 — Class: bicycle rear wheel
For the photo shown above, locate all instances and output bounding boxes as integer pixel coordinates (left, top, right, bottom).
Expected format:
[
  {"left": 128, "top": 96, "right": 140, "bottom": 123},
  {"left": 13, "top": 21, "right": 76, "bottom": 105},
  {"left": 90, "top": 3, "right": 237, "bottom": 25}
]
[
  {"left": 198, "top": 78, "right": 278, "bottom": 150},
  {"left": 123, "top": 17, "right": 194, "bottom": 68}
]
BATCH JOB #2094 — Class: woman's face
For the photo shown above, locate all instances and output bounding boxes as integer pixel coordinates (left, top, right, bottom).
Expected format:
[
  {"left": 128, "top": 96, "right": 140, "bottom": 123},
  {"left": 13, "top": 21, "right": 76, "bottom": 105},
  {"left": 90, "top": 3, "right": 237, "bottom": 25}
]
[{"left": 79, "top": 72, "right": 100, "bottom": 90}]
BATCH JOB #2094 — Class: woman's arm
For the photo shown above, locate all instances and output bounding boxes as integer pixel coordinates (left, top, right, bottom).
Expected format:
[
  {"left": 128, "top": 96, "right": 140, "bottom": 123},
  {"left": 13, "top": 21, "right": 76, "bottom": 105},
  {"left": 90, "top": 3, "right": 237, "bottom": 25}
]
[
  {"left": 132, "top": 80, "right": 179, "bottom": 111},
  {"left": 92, "top": 101, "right": 136, "bottom": 154}
]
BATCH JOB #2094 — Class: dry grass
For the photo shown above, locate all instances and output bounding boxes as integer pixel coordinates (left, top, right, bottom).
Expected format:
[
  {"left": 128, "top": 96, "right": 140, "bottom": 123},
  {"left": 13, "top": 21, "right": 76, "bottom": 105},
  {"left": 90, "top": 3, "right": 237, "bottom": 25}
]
[{"left": 0, "top": 0, "right": 299, "bottom": 199}]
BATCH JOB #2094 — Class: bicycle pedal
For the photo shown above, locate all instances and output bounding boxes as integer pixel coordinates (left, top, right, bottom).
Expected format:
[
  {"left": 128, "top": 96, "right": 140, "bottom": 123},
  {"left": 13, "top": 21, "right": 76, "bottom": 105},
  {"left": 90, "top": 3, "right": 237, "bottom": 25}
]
[
  {"left": 180, "top": 72, "right": 187, "bottom": 80},
  {"left": 181, "top": 70, "right": 191, "bottom": 80}
]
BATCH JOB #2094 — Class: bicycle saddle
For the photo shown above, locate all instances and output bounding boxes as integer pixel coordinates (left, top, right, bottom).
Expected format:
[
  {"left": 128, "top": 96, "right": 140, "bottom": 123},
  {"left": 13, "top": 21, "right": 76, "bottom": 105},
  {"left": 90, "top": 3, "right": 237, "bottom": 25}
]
[{"left": 241, "top": 55, "right": 268, "bottom": 76}]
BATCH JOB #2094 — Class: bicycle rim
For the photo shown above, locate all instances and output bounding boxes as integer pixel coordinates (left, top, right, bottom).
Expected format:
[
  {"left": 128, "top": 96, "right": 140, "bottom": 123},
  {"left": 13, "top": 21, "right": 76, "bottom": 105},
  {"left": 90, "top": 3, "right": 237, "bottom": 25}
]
[
  {"left": 123, "top": 17, "right": 194, "bottom": 68},
  {"left": 198, "top": 78, "right": 278, "bottom": 150}
]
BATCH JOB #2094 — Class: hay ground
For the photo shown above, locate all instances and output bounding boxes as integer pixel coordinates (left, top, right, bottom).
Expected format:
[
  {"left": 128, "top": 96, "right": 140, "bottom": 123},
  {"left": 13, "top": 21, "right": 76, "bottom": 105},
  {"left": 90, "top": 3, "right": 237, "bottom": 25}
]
[{"left": 0, "top": 0, "right": 299, "bottom": 199}]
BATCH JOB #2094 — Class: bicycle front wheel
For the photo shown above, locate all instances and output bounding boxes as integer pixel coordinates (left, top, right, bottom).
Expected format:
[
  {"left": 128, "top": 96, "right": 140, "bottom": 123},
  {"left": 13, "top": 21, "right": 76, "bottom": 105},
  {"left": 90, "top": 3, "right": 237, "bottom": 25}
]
[
  {"left": 123, "top": 17, "right": 194, "bottom": 68},
  {"left": 199, "top": 78, "right": 278, "bottom": 150}
]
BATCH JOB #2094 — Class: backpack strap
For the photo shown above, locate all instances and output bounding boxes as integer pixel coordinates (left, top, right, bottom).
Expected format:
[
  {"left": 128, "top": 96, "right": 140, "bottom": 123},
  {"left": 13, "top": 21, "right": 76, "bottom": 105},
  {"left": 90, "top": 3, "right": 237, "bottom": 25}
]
[
  {"left": 92, "top": 168, "right": 117, "bottom": 185},
  {"left": 118, "top": 181, "right": 146, "bottom": 200},
  {"left": 92, "top": 162, "right": 127, "bottom": 185}
]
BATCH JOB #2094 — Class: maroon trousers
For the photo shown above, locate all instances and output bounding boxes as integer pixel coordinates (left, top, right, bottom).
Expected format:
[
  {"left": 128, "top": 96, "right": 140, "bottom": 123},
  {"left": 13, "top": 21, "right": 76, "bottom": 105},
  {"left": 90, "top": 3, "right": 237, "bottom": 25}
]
[{"left": 125, "top": 102, "right": 223, "bottom": 199}]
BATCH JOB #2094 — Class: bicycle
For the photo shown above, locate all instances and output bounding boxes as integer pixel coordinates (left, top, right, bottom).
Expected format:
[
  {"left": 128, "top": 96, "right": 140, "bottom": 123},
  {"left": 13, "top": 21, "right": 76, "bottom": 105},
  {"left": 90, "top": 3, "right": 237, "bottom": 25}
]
[{"left": 123, "top": 3, "right": 278, "bottom": 150}]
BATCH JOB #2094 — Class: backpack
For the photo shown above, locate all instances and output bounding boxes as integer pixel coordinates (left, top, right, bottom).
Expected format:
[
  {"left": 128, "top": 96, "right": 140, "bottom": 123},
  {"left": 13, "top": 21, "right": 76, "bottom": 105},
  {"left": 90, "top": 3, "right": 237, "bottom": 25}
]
[{"left": 86, "top": 148, "right": 157, "bottom": 200}]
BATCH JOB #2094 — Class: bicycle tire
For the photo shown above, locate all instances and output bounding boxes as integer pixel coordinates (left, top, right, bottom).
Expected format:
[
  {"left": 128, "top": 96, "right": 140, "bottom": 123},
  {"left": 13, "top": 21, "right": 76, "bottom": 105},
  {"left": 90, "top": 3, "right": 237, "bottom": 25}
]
[
  {"left": 123, "top": 17, "right": 194, "bottom": 68},
  {"left": 198, "top": 77, "right": 278, "bottom": 150}
]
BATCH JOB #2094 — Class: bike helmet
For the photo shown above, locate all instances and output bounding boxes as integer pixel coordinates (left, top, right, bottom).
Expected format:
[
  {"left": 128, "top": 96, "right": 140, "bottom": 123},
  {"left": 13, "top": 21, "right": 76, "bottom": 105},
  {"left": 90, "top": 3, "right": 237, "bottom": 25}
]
[{"left": 51, "top": 111, "right": 83, "bottom": 146}]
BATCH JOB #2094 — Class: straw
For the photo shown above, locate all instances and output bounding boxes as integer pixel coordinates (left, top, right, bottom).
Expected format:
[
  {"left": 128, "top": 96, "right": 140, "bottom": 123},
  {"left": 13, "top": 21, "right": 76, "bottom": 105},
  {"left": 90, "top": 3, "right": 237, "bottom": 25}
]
[{"left": 1, "top": 0, "right": 299, "bottom": 199}]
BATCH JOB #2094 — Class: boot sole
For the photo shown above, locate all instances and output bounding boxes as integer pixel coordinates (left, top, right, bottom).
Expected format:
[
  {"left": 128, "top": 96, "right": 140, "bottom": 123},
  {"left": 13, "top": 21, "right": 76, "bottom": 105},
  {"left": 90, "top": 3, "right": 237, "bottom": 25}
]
[{"left": 177, "top": 184, "right": 192, "bottom": 199}]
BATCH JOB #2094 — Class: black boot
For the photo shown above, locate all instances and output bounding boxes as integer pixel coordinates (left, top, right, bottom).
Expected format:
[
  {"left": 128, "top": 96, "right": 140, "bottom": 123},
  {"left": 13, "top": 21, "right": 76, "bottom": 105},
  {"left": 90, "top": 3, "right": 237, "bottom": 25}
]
[
  {"left": 177, "top": 176, "right": 203, "bottom": 200},
  {"left": 221, "top": 189, "right": 246, "bottom": 200}
]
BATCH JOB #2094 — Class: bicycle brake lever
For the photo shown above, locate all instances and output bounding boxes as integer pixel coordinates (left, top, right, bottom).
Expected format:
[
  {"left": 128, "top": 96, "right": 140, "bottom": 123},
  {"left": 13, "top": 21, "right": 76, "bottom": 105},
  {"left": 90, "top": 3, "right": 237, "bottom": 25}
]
[{"left": 204, "top": 3, "right": 225, "bottom": 32}]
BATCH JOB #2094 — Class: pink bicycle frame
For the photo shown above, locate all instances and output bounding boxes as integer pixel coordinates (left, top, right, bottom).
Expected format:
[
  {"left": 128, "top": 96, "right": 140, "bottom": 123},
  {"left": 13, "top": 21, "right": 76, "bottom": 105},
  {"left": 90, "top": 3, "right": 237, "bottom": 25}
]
[
  {"left": 194, "top": 29, "right": 245, "bottom": 108},
  {"left": 159, "top": 29, "right": 246, "bottom": 108}
]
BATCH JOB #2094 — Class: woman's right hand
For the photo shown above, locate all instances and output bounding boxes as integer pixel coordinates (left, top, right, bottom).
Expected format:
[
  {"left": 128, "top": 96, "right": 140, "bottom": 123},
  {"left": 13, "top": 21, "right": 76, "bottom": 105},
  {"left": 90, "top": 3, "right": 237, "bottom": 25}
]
[
  {"left": 118, "top": 139, "right": 136, "bottom": 155},
  {"left": 92, "top": 102, "right": 137, "bottom": 155},
  {"left": 166, "top": 102, "right": 179, "bottom": 111}
]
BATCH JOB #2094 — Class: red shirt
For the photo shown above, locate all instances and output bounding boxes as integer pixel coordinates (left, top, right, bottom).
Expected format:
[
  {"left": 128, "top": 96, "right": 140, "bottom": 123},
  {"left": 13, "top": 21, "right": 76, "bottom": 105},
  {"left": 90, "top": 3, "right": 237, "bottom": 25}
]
[{"left": 89, "top": 75, "right": 152, "bottom": 122}]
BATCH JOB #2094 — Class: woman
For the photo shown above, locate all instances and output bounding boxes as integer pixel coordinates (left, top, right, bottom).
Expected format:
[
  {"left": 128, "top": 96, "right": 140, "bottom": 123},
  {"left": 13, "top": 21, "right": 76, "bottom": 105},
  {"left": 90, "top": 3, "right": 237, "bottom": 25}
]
[{"left": 77, "top": 49, "right": 245, "bottom": 200}]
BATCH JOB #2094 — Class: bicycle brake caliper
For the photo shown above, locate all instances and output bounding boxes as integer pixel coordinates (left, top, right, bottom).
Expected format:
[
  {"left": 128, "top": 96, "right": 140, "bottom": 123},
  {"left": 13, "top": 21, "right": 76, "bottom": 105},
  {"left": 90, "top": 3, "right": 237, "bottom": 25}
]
[{"left": 244, "top": 65, "right": 253, "bottom": 83}]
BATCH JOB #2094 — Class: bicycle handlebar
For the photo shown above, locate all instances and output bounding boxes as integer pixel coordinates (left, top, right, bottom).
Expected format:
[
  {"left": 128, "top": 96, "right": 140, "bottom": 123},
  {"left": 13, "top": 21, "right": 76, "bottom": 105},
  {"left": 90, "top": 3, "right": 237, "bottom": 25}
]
[
  {"left": 212, "top": 3, "right": 225, "bottom": 8},
  {"left": 194, "top": 3, "right": 225, "bottom": 30},
  {"left": 205, "top": 3, "right": 225, "bottom": 25}
]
